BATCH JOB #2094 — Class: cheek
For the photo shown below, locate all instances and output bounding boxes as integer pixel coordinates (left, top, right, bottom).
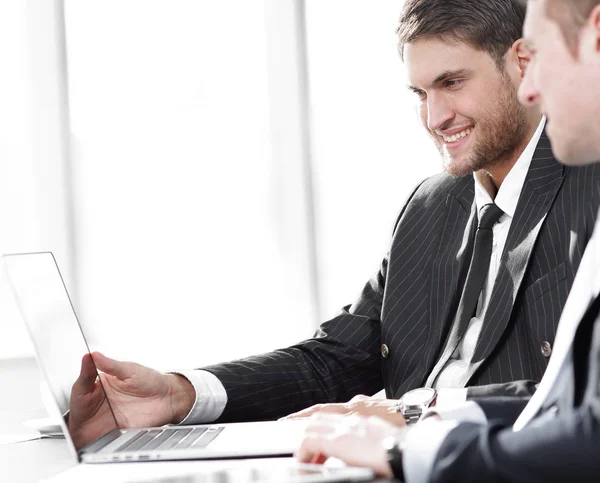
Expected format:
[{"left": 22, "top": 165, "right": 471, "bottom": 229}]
[
  {"left": 417, "top": 104, "right": 428, "bottom": 128},
  {"left": 446, "top": 90, "right": 481, "bottom": 122},
  {"left": 534, "top": 63, "right": 548, "bottom": 93},
  {"left": 450, "top": 102, "right": 478, "bottom": 125},
  {"left": 535, "top": 53, "right": 562, "bottom": 99}
]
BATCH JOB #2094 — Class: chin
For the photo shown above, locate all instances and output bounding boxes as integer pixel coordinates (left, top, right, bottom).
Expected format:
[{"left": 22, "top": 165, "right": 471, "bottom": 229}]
[
  {"left": 564, "top": 154, "right": 600, "bottom": 167},
  {"left": 445, "top": 158, "right": 476, "bottom": 177},
  {"left": 550, "top": 137, "right": 599, "bottom": 167}
]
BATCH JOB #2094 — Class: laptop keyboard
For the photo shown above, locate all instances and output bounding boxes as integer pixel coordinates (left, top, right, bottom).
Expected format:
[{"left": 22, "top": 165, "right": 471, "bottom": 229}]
[{"left": 115, "top": 426, "right": 224, "bottom": 453}]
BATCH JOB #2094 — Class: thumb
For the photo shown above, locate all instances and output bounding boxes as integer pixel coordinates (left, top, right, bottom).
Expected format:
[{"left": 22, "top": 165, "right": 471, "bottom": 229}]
[
  {"left": 74, "top": 353, "right": 98, "bottom": 392},
  {"left": 91, "top": 352, "right": 132, "bottom": 380}
]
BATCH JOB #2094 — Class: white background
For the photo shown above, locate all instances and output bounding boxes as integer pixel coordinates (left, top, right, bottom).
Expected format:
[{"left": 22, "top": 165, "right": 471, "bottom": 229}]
[{"left": 0, "top": 0, "right": 440, "bottom": 371}]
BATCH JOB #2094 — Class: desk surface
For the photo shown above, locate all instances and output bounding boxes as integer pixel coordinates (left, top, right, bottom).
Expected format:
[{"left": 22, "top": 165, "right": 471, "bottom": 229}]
[
  {"left": 0, "top": 357, "right": 76, "bottom": 482},
  {"left": 0, "top": 358, "right": 392, "bottom": 483}
]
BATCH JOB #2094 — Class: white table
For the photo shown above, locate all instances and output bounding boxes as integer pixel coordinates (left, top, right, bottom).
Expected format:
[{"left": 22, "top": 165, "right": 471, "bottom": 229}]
[{"left": 0, "top": 357, "right": 76, "bottom": 482}]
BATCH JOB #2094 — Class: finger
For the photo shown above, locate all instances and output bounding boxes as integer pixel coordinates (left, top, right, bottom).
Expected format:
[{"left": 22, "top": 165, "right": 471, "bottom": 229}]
[
  {"left": 310, "top": 453, "right": 328, "bottom": 465},
  {"left": 295, "top": 435, "right": 327, "bottom": 463},
  {"left": 291, "top": 403, "right": 350, "bottom": 420},
  {"left": 304, "top": 422, "right": 336, "bottom": 436},
  {"left": 279, "top": 412, "right": 304, "bottom": 421},
  {"left": 91, "top": 352, "right": 131, "bottom": 380},
  {"left": 317, "top": 405, "right": 352, "bottom": 415},
  {"left": 312, "top": 412, "right": 347, "bottom": 424},
  {"left": 75, "top": 353, "right": 99, "bottom": 392},
  {"left": 306, "top": 413, "right": 351, "bottom": 434},
  {"left": 349, "top": 394, "right": 370, "bottom": 403},
  {"left": 281, "top": 404, "right": 326, "bottom": 420}
]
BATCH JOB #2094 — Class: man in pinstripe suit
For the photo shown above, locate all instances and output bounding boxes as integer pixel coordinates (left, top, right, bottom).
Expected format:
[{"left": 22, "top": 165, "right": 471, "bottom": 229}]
[
  {"left": 67, "top": 0, "right": 600, "bottom": 439},
  {"left": 296, "top": 1, "right": 600, "bottom": 481}
]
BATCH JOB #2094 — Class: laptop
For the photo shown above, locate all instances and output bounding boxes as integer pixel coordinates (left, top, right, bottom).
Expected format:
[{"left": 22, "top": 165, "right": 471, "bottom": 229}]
[{"left": 2, "top": 252, "right": 371, "bottom": 480}]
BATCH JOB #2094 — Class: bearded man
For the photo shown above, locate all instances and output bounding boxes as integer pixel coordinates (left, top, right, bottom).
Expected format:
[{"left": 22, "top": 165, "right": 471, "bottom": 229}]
[{"left": 297, "top": 1, "right": 600, "bottom": 481}]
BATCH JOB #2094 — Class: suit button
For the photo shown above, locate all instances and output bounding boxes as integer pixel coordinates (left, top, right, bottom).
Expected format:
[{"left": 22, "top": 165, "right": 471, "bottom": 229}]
[
  {"left": 381, "top": 344, "right": 390, "bottom": 359},
  {"left": 541, "top": 341, "right": 552, "bottom": 358}
]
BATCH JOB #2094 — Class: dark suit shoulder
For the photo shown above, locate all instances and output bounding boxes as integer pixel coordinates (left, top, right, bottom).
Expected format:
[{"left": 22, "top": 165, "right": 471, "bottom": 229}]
[
  {"left": 413, "top": 171, "right": 474, "bottom": 202},
  {"left": 564, "top": 160, "right": 600, "bottom": 187},
  {"left": 392, "top": 171, "right": 473, "bottom": 235},
  {"left": 560, "top": 161, "right": 600, "bottom": 229}
]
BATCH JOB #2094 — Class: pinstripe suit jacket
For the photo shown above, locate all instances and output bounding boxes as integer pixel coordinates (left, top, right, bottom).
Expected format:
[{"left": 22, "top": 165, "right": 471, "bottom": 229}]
[{"left": 203, "top": 134, "right": 600, "bottom": 423}]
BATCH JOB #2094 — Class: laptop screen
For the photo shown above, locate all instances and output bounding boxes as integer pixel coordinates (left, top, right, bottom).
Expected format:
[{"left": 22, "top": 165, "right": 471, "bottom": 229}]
[{"left": 2, "top": 252, "right": 119, "bottom": 451}]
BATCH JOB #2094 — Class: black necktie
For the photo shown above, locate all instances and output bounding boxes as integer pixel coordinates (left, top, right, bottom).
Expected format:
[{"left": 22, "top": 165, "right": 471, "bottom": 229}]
[{"left": 425, "top": 203, "right": 505, "bottom": 388}]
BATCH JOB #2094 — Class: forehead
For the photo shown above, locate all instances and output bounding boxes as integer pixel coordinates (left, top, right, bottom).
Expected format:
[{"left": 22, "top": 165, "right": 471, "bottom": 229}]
[
  {"left": 523, "top": 0, "right": 546, "bottom": 39},
  {"left": 523, "top": 0, "right": 562, "bottom": 43},
  {"left": 404, "top": 37, "right": 497, "bottom": 88}
]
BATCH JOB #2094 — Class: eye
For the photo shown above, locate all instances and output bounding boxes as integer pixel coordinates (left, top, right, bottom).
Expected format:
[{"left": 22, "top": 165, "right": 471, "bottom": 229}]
[
  {"left": 445, "top": 79, "right": 463, "bottom": 88},
  {"left": 413, "top": 90, "right": 427, "bottom": 101}
]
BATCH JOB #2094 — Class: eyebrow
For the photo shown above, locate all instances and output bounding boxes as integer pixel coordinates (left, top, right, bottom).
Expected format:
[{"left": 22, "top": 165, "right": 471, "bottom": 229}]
[
  {"left": 407, "top": 85, "right": 425, "bottom": 95},
  {"left": 408, "top": 68, "right": 472, "bottom": 93}
]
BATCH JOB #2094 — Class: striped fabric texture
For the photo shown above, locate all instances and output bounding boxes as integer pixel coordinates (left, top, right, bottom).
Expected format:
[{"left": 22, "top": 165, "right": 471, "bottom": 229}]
[{"left": 203, "top": 134, "right": 600, "bottom": 422}]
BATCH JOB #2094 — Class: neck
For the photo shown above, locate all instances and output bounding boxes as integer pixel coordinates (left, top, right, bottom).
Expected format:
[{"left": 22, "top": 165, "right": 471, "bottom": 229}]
[{"left": 481, "top": 110, "right": 543, "bottom": 194}]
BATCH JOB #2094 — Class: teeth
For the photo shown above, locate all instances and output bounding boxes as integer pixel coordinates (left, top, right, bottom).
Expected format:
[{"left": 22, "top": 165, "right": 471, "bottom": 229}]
[{"left": 442, "top": 128, "right": 472, "bottom": 143}]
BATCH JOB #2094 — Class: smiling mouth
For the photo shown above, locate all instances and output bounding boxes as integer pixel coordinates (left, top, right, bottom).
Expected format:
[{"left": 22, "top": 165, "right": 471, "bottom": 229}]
[{"left": 441, "top": 127, "right": 473, "bottom": 144}]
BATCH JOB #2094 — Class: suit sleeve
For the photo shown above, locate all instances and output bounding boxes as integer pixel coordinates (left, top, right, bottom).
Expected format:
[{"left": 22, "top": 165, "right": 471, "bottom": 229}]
[
  {"left": 425, "top": 403, "right": 600, "bottom": 483},
  {"left": 402, "top": 398, "right": 528, "bottom": 483},
  {"left": 466, "top": 380, "right": 539, "bottom": 399},
  {"left": 200, "top": 180, "right": 429, "bottom": 423},
  {"left": 202, "top": 276, "right": 386, "bottom": 423},
  {"left": 470, "top": 396, "right": 530, "bottom": 424}
]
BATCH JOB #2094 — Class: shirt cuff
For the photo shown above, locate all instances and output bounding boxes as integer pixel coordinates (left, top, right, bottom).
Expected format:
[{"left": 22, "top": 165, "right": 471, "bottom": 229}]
[
  {"left": 167, "top": 370, "right": 227, "bottom": 424},
  {"left": 421, "top": 400, "right": 488, "bottom": 425},
  {"left": 402, "top": 419, "right": 459, "bottom": 483},
  {"left": 435, "top": 388, "right": 468, "bottom": 409}
]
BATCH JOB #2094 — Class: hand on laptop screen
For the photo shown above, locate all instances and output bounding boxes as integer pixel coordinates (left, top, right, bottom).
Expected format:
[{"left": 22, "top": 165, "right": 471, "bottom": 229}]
[
  {"left": 68, "top": 351, "right": 195, "bottom": 449},
  {"left": 67, "top": 353, "right": 118, "bottom": 449}
]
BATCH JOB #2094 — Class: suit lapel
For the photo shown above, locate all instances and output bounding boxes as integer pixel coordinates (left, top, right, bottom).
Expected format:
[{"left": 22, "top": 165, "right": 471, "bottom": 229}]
[
  {"left": 427, "top": 178, "right": 477, "bottom": 374},
  {"left": 469, "top": 134, "right": 565, "bottom": 372},
  {"left": 515, "top": 291, "right": 600, "bottom": 430}
]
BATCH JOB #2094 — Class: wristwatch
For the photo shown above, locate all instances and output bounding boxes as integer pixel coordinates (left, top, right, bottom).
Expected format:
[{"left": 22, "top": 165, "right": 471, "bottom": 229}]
[{"left": 397, "top": 387, "right": 437, "bottom": 425}]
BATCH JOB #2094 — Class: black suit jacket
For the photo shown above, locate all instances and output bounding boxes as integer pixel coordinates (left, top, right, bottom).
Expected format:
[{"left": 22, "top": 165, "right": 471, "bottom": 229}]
[
  {"left": 426, "top": 288, "right": 600, "bottom": 482},
  {"left": 203, "top": 135, "right": 600, "bottom": 422}
]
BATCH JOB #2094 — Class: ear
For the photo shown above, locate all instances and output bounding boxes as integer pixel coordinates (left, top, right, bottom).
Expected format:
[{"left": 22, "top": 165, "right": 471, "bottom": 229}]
[
  {"left": 512, "top": 39, "right": 532, "bottom": 77},
  {"left": 592, "top": 5, "right": 600, "bottom": 53},
  {"left": 579, "top": 5, "right": 600, "bottom": 60}
]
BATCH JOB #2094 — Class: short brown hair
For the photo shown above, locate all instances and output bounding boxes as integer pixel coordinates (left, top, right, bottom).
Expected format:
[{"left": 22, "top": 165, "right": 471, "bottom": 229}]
[
  {"left": 544, "top": 0, "right": 600, "bottom": 53},
  {"left": 397, "top": 0, "right": 526, "bottom": 69}
]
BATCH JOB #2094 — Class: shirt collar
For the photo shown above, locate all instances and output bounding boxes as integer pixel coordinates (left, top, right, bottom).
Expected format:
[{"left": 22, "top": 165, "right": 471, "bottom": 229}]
[{"left": 474, "top": 116, "right": 546, "bottom": 219}]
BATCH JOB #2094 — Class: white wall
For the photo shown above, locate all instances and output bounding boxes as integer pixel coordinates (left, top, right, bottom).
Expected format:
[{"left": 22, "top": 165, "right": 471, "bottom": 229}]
[
  {"left": 306, "top": 0, "right": 441, "bottom": 318},
  {"left": 1, "top": 1, "right": 443, "bottom": 371},
  {"left": 0, "top": 0, "right": 74, "bottom": 359},
  {"left": 0, "top": 1, "right": 37, "bottom": 359},
  {"left": 64, "top": 0, "right": 319, "bottom": 369}
]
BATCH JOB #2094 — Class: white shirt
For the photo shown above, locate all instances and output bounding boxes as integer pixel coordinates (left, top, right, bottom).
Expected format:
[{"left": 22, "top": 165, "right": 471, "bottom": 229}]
[
  {"left": 433, "top": 117, "right": 546, "bottom": 406},
  {"left": 176, "top": 118, "right": 546, "bottom": 425}
]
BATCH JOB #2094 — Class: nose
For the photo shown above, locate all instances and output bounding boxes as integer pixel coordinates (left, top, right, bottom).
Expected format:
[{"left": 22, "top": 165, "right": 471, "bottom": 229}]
[
  {"left": 426, "top": 92, "right": 455, "bottom": 132},
  {"left": 518, "top": 64, "right": 541, "bottom": 107}
]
